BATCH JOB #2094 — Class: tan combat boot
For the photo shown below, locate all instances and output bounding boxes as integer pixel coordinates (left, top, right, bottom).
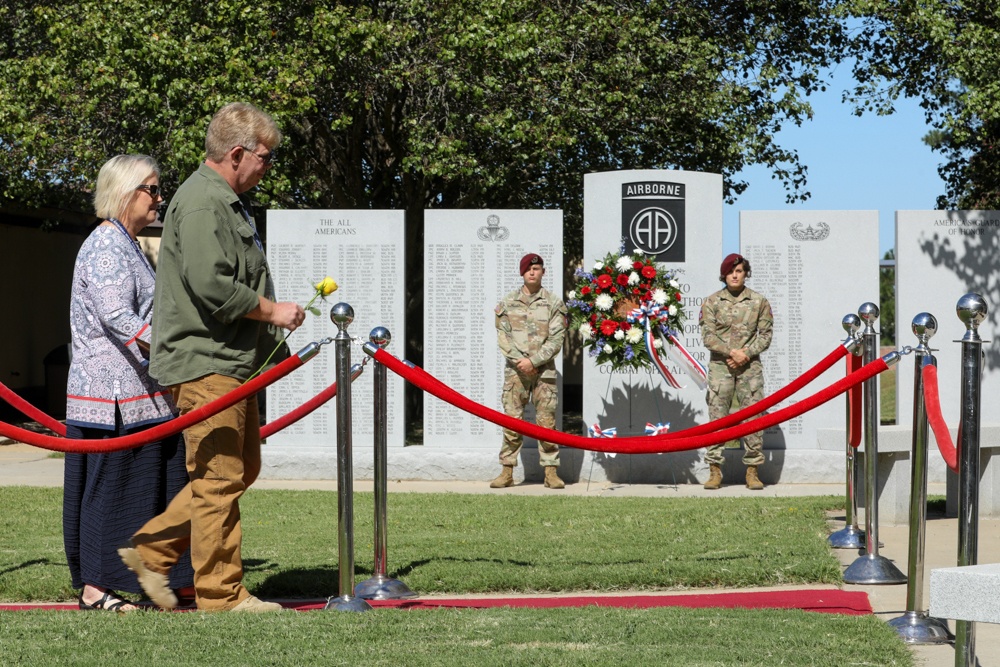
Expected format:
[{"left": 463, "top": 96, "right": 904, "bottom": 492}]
[
  {"left": 543, "top": 466, "right": 565, "bottom": 489},
  {"left": 745, "top": 465, "right": 764, "bottom": 490},
  {"left": 489, "top": 465, "right": 515, "bottom": 488},
  {"left": 703, "top": 464, "right": 723, "bottom": 490}
]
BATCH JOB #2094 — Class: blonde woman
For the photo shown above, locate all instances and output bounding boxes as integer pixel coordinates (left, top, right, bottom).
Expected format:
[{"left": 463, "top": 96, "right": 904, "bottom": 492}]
[{"left": 63, "top": 155, "right": 194, "bottom": 611}]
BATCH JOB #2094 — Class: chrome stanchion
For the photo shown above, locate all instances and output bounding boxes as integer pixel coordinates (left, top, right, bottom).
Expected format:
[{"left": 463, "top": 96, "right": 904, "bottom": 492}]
[
  {"left": 889, "top": 313, "right": 952, "bottom": 643},
  {"left": 830, "top": 314, "right": 866, "bottom": 549},
  {"left": 356, "top": 327, "right": 418, "bottom": 601},
  {"left": 844, "top": 302, "right": 907, "bottom": 584},
  {"left": 324, "top": 303, "right": 372, "bottom": 612},
  {"left": 954, "top": 293, "right": 987, "bottom": 667}
]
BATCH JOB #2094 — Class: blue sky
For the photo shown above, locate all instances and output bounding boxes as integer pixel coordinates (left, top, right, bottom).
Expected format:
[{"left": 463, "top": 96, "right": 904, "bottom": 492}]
[{"left": 722, "top": 70, "right": 946, "bottom": 258}]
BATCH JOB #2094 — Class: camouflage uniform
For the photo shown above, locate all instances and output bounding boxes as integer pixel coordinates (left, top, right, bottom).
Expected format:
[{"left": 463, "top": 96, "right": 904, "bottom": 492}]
[
  {"left": 495, "top": 286, "right": 567, "bottom": 468},
  {"left": 700, "top": 286, "right": 773, "bottom": 466}
]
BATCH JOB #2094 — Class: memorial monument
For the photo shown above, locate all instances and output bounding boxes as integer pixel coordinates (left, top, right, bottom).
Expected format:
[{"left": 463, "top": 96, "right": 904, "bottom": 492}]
[{"left": 261, "top": 209, "right": 406, "bottom": 478}]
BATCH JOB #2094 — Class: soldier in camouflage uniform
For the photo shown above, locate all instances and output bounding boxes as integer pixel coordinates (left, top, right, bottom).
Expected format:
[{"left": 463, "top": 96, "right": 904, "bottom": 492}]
[
  {"left": 491, "top": 253, "right": 568, "bottom": 489},
  {"left": 699, "top": 253, "right": 773, "bottom": 490}
]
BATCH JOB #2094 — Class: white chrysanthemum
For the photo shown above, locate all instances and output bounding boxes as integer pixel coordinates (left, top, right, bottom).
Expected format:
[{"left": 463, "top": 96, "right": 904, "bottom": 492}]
[
  {"left": 627, "top": 271, "right": 640, "bottom": 285},
  {"left": 652, "top": 288, "right": 668, "bottom": 305},
  {"left": 579, "top": 323, "right": 593, "bottom": 340},
  {"left": 614, "top": 329, "right": 625, "bottom": 341},
  {"left": 615, "top": 256, "right": 633, "bottom": 272},
  {"left": 568, "top": 290, "right": 577, "bottom": 300},
  {"left": 626, "top": 327, "right": 643, "bottom": 344},
  {"left": 593, "top": 261, "right": 604, "bottom": 272},
  {"left": 653, "top": 338, "right": 663, "bottom": 349},
  {"left": 603, "top": 344, "right": 612, "bottom": 354},
  {"left": 669, "top": 279, "right": 679, "bottom": 288},
  {"left": 594, "top": 293, "right": 614, "bottom": 311},
  {"left": 668, "top": 304, "right": 678, "bottom": 316}
]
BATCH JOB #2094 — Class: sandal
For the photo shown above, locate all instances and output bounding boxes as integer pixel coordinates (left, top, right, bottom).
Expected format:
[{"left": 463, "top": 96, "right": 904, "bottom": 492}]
[{"left": 78, "top": 588, "right": 136, "bottom": 612}]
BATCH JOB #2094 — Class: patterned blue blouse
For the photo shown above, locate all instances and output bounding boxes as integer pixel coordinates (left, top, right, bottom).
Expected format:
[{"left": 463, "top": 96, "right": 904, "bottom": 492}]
[{"left": 66, "top": 225, "right": 177, "bottom": 429}]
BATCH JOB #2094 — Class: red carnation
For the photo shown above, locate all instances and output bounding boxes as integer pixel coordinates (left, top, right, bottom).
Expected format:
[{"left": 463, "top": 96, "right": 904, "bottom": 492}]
[
  {"left": 597, "top": 274, "right": 613, "bottom": 289},
  {"left": 581, "top": 286, "right": 591, "bottom": 295},
  {"left": 616, "top": 273, "right": 629, "bottom": 287},
  {"left": 675, "top": 292, "right": 682, "bottom": 301},
  {"left": 641, "top": 265, "right": 657, "bottom": 279},
  {"left": 600, "top": 320, "right": 618, "bottom": 336},
  {"left": 632, "top": 261, "right": 643, "bottom": 270},
  {"left": 621, "top": 322, "right": 631, "bottom": 331}
]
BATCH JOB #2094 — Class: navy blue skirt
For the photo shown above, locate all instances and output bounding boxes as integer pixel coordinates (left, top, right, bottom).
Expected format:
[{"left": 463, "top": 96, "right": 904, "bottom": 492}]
[{"left": 62, "top": 416, "right": 194, "bottom": 593}]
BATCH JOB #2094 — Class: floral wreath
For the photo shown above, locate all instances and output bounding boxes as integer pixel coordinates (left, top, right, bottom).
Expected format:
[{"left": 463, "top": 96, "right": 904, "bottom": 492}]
[{"left": 566, "top": 244, "right": 686, "bottom": 371}]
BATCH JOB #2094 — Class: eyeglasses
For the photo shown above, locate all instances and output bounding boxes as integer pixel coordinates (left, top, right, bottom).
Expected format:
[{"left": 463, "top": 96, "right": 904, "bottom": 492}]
[
  {"left": 135, "top": 184, "right": 163, "bottom": 198},
  {"left": 240, "top": 146, "right": 277, "bottom": 167}
]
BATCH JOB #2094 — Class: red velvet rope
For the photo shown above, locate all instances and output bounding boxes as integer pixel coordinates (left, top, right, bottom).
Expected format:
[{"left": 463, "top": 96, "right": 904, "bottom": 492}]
[
  {"left": 0, "top": 354, "right": 306, "bottom": 454},
  {"left": 922, "top": 364, "right": 959, "bottom": 473},
  {"left": 0, "top": 381, "right": 67, "bottom": 436},
  {"left": 259, "top": 365, "right": 363, "bottom": 439},
  {"left": 664, "top": 345, "right": 847, "bottom": 439},
  {"left": 373, "top": 348, "right": 889, "bottom": 455},
  {"left": 848, "top": 353, "right": 862, "bottom": 448}
]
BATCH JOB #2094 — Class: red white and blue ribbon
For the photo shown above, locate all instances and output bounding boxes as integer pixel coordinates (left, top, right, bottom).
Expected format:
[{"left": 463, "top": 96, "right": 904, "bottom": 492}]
[
  {"left": 588, "top": 424, "right": 618, "bottom": 438},
  {"left": 626, "top": 300, "right": 707, "bottom": 391},
  {"left": 645, "top": 422, "right": 671, "bottom": 436},
  {"left": 661, "top": 332, "right": 708, "bottom": 391},
  {"left": 644, "top": 331, "right": 682, "bottom": 389}
]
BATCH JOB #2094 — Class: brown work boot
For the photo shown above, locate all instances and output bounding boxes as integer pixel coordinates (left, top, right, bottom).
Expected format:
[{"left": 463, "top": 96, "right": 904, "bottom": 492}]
[
  {"left": 230, "top": 595, "right": 283, "bottom": 613},
  {"left": 746, "top": 465, "right": 765, "bottom": 490},
  {"left": 489, "top": 465, "right": 514, "bottom": 488},
  {"left": 543, "top": 466, "right": 565, "bottom": 489},
  {"left": 118, "top": 547, "right": 177, "bottom": 610},
  {"left": 703, "top": 464, "right": 723, "bottom": 490}
]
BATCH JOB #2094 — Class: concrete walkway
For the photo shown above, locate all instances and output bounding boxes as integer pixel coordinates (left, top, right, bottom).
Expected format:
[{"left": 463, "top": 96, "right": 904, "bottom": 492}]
[{"left": 2, "top": 441, "right": 996, "bottom": 666}]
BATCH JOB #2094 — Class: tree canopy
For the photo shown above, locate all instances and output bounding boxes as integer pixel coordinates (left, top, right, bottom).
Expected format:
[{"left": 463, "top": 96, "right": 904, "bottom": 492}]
[
  {"left": 846, "top": 1, "right": 1000, "bottom": 210},
  {"left": 1, "top": 0, "right": 849, "bottom": 235}
]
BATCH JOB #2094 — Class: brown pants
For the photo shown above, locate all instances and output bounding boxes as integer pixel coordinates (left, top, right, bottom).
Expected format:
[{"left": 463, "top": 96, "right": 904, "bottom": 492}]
[{"left": 131, "top": 374, "right": 260, "bottom": 611}]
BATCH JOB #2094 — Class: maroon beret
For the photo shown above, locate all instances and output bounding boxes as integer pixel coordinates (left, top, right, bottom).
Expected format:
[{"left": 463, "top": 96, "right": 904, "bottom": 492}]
[
  {"left": 520, "top": 253, "right": 544, "bottom": 275},
  {"left": 719, "top": 253, "right": 750, "bottom": 278}
]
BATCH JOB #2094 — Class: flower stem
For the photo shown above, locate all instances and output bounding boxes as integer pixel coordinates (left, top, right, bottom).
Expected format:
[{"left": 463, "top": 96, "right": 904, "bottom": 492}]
[{"left": 244, "top": 290, "right": 321, "bottom": 383}]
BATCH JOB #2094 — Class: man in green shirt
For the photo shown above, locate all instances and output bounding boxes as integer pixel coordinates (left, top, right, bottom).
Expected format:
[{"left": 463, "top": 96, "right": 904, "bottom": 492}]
[{"left": 119, "top": 102, "right": 304, "bottom": 613}]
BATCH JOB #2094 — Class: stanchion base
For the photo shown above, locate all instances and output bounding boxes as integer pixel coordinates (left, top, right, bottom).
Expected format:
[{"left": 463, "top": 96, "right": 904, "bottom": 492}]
[
  {"left": 888, "top": 611, "right": 953, "bottom": 644},
  {"left": 355, "top": 575, "right": 419, "bottom": 601},
  {"left": 827, "top": 525, "right": 866, "bottom": 549},
  {"left": 323, "top": 595, "right": 373, "bottom": 612},
  {"left": 843, "top": 553, "right": 907, "bottom": 584}
]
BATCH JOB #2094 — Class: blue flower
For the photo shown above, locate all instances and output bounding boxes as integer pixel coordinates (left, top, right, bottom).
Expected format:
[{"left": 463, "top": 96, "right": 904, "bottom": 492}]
[{"left": 625, "top": 344, "right": 634, "bottom": 360}]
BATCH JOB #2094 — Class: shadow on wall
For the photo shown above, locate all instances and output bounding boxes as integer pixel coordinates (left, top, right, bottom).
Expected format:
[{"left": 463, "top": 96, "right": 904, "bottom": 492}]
[{"left": 919, "top": 225, "right": 1000, "bottom": 369}]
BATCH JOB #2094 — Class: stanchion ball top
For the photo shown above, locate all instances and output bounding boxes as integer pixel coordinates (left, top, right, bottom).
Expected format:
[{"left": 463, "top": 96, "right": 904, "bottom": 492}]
[
  {"left": 330, "top": 302, "right": 355, "bottom": 327},
  {"left": 369, "top": 326, "right": 391, "bottom": 348},
  {"left": 858, "top": 302, "right": 880, "bottom": 325},
  {"left": 956, "top": 293, "right": 987, "bottom": 329},
  {"left": 842, "top": 313, "right": 862, "bottom": 336},
  {"left": 911, "top": 312, "right": 938, "bottom": 340}
]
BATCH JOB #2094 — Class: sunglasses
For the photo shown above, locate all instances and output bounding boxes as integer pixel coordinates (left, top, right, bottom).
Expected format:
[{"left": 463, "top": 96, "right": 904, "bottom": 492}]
[
  {"left": 135, "top": 184, "right": 163, "bottom": 198},
  {"left": 240, "top": 146, "right": 277, "bottom": 166}
]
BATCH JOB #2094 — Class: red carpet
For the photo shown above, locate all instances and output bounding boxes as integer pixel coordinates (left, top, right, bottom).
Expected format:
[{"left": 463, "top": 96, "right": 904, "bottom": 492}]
[{"left": 0, "top": 589, "right": 870, "bottom": 615}]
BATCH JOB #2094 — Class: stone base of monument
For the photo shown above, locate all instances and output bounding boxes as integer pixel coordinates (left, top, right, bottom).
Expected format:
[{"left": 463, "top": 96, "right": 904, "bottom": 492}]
[
  {"left": 931, "top": 563, "right": 1000, "bottom": 625},
  {"left": 260, "top": 446, "right": 854, "bottom": 486},
  {"left": 818, "top": 424, "right": 1000, "bottom": 526}
]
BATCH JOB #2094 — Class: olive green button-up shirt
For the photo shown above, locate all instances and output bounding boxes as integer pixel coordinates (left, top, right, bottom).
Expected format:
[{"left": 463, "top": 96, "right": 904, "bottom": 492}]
[
  {"left": 699, "top": 285, "right": 773, "bottom": 362},
  {"left": 150, "top": 164, "right": 285, "bottom": 386}
]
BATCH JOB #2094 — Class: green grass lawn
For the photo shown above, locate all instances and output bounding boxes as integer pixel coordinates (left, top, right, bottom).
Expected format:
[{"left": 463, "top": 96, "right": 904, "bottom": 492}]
[{"left": 0, "top": 488, "right": 914, "bottom": 666}]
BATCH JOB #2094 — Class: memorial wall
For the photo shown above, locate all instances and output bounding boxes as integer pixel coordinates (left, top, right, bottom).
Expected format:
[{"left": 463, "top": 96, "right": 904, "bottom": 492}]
[
  {"left": 895, "top": 210, "right": 1000, "bottom": 428},
  {"left": 741, "top": 210, "right": 879, "bottom": 454},
  {"left": 581, "top": 170, "right": 722, "bottom": 483},
  {"left": 261, "top": 210, "right": 406, "bottom": 477},
  {"left": 423, "top": 210, "right": 563, "bottom": 459}
]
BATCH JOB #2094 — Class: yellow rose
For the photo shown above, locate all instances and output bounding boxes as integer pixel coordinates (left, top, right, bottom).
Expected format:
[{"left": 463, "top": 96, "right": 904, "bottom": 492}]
[{"left": 315, "top": 276, "right": 338, "bottom": 296}]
